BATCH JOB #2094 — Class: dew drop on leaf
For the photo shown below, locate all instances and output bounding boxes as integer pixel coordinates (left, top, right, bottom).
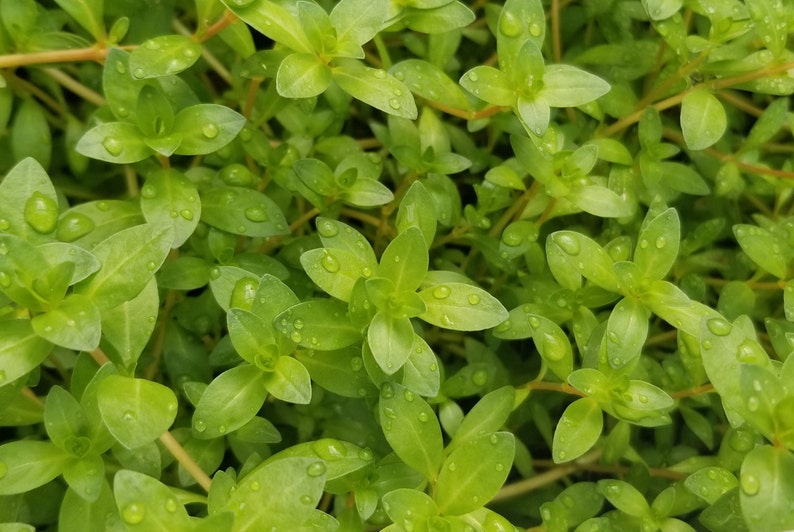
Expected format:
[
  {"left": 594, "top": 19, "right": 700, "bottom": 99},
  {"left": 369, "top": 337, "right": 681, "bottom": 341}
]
[
  {"left": 403, "top": 389, "right": 415, "bottom": 402},
  {"left": 554, "top": 234, "right": 580, "bottom": 255},
  {"left": 740, "top": 472, "right": 760, "bottom": 496},
  {"left": 115, "top": 61, "right": 126, "bottom": 74},
  {"left": 194, "top": 420, "right": 207, "bottom": 432},
  {"left": 290, "top": 331, "right": 302, "bottom": 343},
  {"left": 529, "top": 22, "right": 542, "bottom": 36},
  {"left": 499, "top": 11, "right": 522, "bottom": 37},
  {"left": 388, "top": 99, "right": 401, "bottom": 110},
  {"left": 122, "top": 411, "right": 136, "bottom": 422},
  {"left": 102, "top": 137, "right": 123, "bottom": 156},
  {"left": 321, "top": 252, "right": 340, "bottom": 273},
  {"left": 746, "top": 396, "right": 759, "bottom": 412},
  {"left": 180, "top": 209, "right": 194, "bottom": 220},
  {"left": 24, "top": 192, "right": 58, "bottom": 234},
  {"left": 468, "top": 294, "right": 481, "bottom": 305},
  {"left": 432, "top": 285, "right": 451, "bottom": 299},
  {"left": 706, "top": 317, "right": 731, "bottom": 336},
  {"left": 0, "top": 272, "right": 10, "bottom": 288},
  {"left": 373, "top": 69, "right": 386, "bottom": 79},
  {"left": 381, "top": 383, "right": 394, "bottom": 399},
  {"left": 122, "top": 503, "right": 146, "bottom": 524},
  {"left": 141, "top": 185, "right": 156, "bottom": 198},
  {"left": 358, "top": 449, "right": 373, "bottom": 461},
  {"left": 244, "top": 206, "right": 268, "bottom": 222},
  {"left": 164, "top": 498, "right": 178, "bottom": 512},
  {"left": 317, "top": 219, "right": 338, "bottom": 237},
  {"left": 472, "top": 369, "right": 489, "bottom": 386},
  {"left": 202, "top": 123, "right": 219, "bottom": 139},
  {"left": 312, "top": 439, "right": 347, "bottom": 461},
  {"left": 306, "top": 461, "right": 326, "bottom": 477},
  {"left": 300, "top": 495, "right": 313, "bottom": 505},
  {"left": 133, "top": 68, "right": 145, "bottom": 79}
]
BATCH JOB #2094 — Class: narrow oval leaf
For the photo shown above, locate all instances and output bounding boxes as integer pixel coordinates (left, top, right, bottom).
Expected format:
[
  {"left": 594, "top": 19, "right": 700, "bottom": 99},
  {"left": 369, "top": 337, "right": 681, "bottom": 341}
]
[
  {"left": 547, "top": 231, "right": 620, "bottom": 293},
  {"left": 367, "top": 312, "right": 414, "bottom": 374},
  {"left": 449, "top": 386, "right": 515, "bottom": 452},
  {"left": 379, "top": 382, "right": 443, "bottom": 480},
  {"left": 435, "top": 432, "right": 515, "bottom": 515},
  {"left": 0, "top": 441, "right": 68, "bottom": 495},
  {"left": 192, "top": 364, "right": 267, "bottom": 440},
  {"left": 552, "top": 397, "right": 603, "bottom": 463},
  {"left": 276, "top": 52, "right": 332, "bottom": 98},
  {"left": 733, "top": 224, "right": 789, "bottom": 279},
  {"left": 390, "top": 59, "right": 471, "bottom": 110},
  {"left": 459, "top": 66, "right": 515, "bottom": 106},
  {"left": 172, "top": 104, "right": 246, "bottom": 155},
  {"left": 300, "top": 247, "right": 370, "bottom": 302},
  {"left": 114, "top": 469, "right": 191, "bottom": 529},
  {"left": 73, "top": 223, "right": 175, "bottom": 311},
  {"left": 262, "top": 356, "right": 312, "bottom": 404},
  {"left": 97, "top": 375, "right": 178, "bottom": 449},
  {"left": 275, "top": 299, "right": 361, "bottom": 350},
  {"left": 0, "top": 157, "right": 59, "bottom": 242},
  {"left": 540, "top": 65, "right": 611, "bottom": 108},
  {"left": 220, "top": 0, "right": 313, "bottom": 54},
  {"left": 635, "top": 207, "right": 680, "bottom": 281},
  {"left": 128, "top": 34, "right": 201, "bottom": 79},
  {"left": 76, "top": 122, "right": 152, "bottom": 164},
  {"left": 268, "top": 439, "right": 374, "bottom": 481},
  {"left": 200, "top": 186, "right": 288, "bottom": 237},
  {"left": 332, "top": 60, "right": 417, "bottom": 119},
  {"left": 31, "top": 293, "right": 101, "bottom": 351},
  {"left": 0, "top": 319, "right": 53, "bottom": 388},
  {"left": 418, "top": 282, "right": 508, "bottom": 331},
  {"left": 140, "top": 169, "right": 201, "bottom": 248},
  {"left": 605, "top": 297, "right": 650, "bottom": 370},
  {"left": 740, "top": 445, "right": 794, "bottom": 531},
  {"left": 100, "top": 277, "right": 159, "bottom": 370},
  {"left": 680, "top": 89, "right": 727, "bottom": 150},
  {"left": 379, "top": 227, "right": 428, "bottom": 292}
]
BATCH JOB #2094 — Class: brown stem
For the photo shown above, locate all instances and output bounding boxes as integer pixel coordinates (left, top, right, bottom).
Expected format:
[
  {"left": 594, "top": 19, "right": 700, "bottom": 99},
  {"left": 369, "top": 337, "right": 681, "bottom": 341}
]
[{"left": 159, "top": 431, "right": 212, "bottom": 492}]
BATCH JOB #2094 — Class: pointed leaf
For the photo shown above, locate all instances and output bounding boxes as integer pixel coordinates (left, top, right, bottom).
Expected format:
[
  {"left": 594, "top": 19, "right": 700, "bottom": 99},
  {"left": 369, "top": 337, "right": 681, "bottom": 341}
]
[
  {"left": 680, "top": 89, "right": 727, "bottom": 150},
  {"left": 418, "top": 283, "right": 508, "bottom": 331}
]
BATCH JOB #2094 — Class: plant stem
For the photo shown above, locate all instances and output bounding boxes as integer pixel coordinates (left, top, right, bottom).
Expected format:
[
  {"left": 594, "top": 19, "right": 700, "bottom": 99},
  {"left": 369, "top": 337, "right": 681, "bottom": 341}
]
[
  {"left": 159, "top": 431, "right": 212, "bottom": 492},
  {"left": 42, "top": 67, "right": 106, "bottom": 107},
  {"left": 492, "top": 450, "right": 602, "bottom": 502}
]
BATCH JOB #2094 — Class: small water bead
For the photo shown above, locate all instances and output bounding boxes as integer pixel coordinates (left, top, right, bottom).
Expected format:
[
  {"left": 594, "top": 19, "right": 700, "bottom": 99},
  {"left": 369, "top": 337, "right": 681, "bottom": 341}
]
[
  {"left": 24, "top": 193, "right": 58, "bottom": 234},
  {"left": 489, "top": 433, "right": 499, "bottom": 445},
  {"left": 447, "top": 462, "right": 457, "bottom": 472},
  {"left": 472, "top": 370, "right": 489, "bottom": 386},
  {"left": 403, "top": 389, "right": 415, "bottom": 402},
  {"left": 180, "top": 209, "right": 194, "bottom": 220},
  {"left": 0, "top": 272, "right": 10, "bottom": 288},
  {"left": 432, "top": 285, "right": 451, "bottom": 299},
  {"left": 312, "top": 439, "right": 347, "bottom": 460},
  {"left": 468, "top": 294, "right": 481, "bottom": 305},
  {"left": 417, "top": 412, "right": 429, "bottom": 422},
  {"left": 381, "top": 383, "right": 395, "bottom": 399},
  {"left": 528, "top": 22, "right": 542, "bottom": 36},
  {"left": 740, "top": 472, "right": 760, "bottom": 496},
  {"left": 115, "top": 61, "right": 127, "bottom": 74},
  {"left": 300, "top": 495, "right": 313, "bottom": 505},
  {"left": 202, "top": 123, "right": 219, "bottom": 139},
  {"left": 122, "top": 503, "right": 146, "bottom": 524},
  {"left": 218, "top": 425, "right": 227, "bottom": 434},
  {"left": 499, "top": 11, "right": 522, "bottom": 37},
  {"left": 133, "top": 68, "right": 146, "bottom": 79},
  {"left": 746, "top": 396, "right": 759, "bottom": 412},
  {"left": 96, "top": 201, "right": 110, "bottom": 212},
  {"left": 290, "top": 331, "right": 302, "bottom": 343},
  {"left": 706, "top": 317, "right": 732, "bottom": 336},
  {"left": 194, "top": 420, "right": 207, "bottom": 432},
  {"left": 528, "top": 316, "right": 541, "bottom": 328},
  {"left": 358, "top": 449, "right": 373, "bottom": 461},
  {"left": 306, "top": 461, "right": 326, "bottom": 477},
  {"left": 321, "top": 252, "right": 340, "bottom": 273},
  {"left": 141, "top": 185, "right": 156, "bottom": 198},
  {"left": 102, "top": 137, "right": 123, "bottom": 156},
  {"left": 393, "top": 71, "right": 405, "bottom": 81},
  {"left": 554, "top": 233, "right": 581, "bottom": 255},
  {"left": 373, "top": 69, "right": 387, "bottom": 79},
  {"left": 495, "top": 463, "right": 505, "bottom": 472},
  {"left": 361, "top": 266, "right": 372, "bottom": 278},
  {"left": 244, "top": 206, "right": 268, "bottom": 222},
  {"left": 0, "top": 219, "right": 8, "bottom": 231},
  {"left": 122, "top": 411, "right": 136, "bottom": 422},
  {"left": 164, "top": 498, "right": 178, "bottom": 513},
  {"left": 388, "top": 98, "right": 401, "bottom": 110},
  {"left": 655, "top": 237, "right": 666, "bottom": 249},
  {"left": 146, "top": 260, "right": 157, "bottom": 271},
  {"left": 317, "top": 219, "right": 338, "bottom": 237}
]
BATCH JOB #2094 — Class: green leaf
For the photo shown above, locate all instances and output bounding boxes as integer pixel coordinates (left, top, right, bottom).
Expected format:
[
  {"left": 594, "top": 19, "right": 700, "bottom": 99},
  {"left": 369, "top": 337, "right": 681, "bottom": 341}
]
[
  {"left": 97, "top": 375, "right": 178, "bottom": 449},
  {"left": 11, "top": 98, "right": 51, "bottom": 170},
  {"left": 75, "top": 122, "right": 152, "bottom": 164},
  {"left": 53, "top": 0, "right": 104, "bottom": 41},
  {"left": 295, "top": 346, "right": 377, "bottom": 398},
  {"left": 332, "top": 60, "right": 417, "bottom": 119},
  {"left": 367, "top": 312, "right": 415, "bottom": 374},
  {"left": 57, "top": 199, "right": 144, "bottom": 248},
  {"left": 740, "top": 445, "right": 794, "bottom": 531},
  {"left": 566, "top": 186, "right": 634, "bottom": 218},
  {"left": 200, "top": 186, "right": 288, "bottom": 237},
  {"left": 59, "top": 483, "right": 116, "bottom": 532},
  {"left": 383, "top": 488, "right": 438, "bottom": 526},
  {"left": 526, "top": 314, "right": 574, "bottom": 381},
  {"left": 0, "top": 158, "right": 59, "bottom": 242},
  {"left": 402, "top": 2, "right": 475, "bottom": 33},
  {"left": 227, "top": 307, "right": 278, "bottom": 369},
  {"left": 497, "top": 0, "right": 546, "bottom": 74},
  {"left": 390, "top": 59, "right": 471, "bottom": 110},
  {"left": 379, "top": 382, "right": 443, "bottom": 479},
  {"left": 746, "top": 98, "right": 788, "bottom": 149},
  {"left": 396, "top": 181, "right": 437, "bottom": 246},
  {"left": 746, "top": 0, "right": 787, "bottom": 57},
  {"left": 31, "top": 293, "right": 101, "bottom": 351},
  {"left": 140, "top": 169, "right": 200, "bottom": 248},
  {"left": 379, "top": 227, "right": 428, "bottom": 292},
  {"left": 192, "top": 364, "right": 267, "bottom": 439},
  {"left": 418, "top": 282, "right": 508, "bottom": 331},
  {"left": 220, "top": 0, "right": 313, "bottom": 54},
  {"left": 0, "top": 320, "right": 52, "bottom": 388},
  {"left": 552, "top": 397, "right": 602, "bottom": 463},
  {"left": 38, "top": 243, "right": 100, "bottom": 285},
  {"left": 329, "top": 0, "right": 387, "bottom": 46},
  {"left": 459, "top": 66, "right": 515, "bottom": 106},
  {"left": 540, "top": 65, "right": 610, "bottom": 108},
  {"left": 128, "top": 34, "right": 201, "bottom": 79},
  {"left": 223, "top": 457, "right": 327, "bottom": 531},
  {"left": 680, "top": 89, "right": 727, "bottom": 150},
  {"left": 605, "top": 297, "right": 650, "bottom": 371},
  {"left": 268, "top": 438, "right": 374, "bottom": 481},
  {"left": 738, "top": 363, "right": 783, "bottom": 440},
  {"left": 315, "top": 217, "right": 378, "bottom": 268},
  {"left": 547, "top": 231, "right": 620, "bottom": 293},
  {"left": 401, "top": 334, "right": 440, "bottom": 397},
  {"left": 685, "top": 467, "right": 738, "bottom": 504},
  {"left": 449, "top": 386, "right": 515, "bottom": 452},
  {"left": 436, "top": 432, "right": 514, "bottom": 515},
  {"left": 340, "top": 178, "right": 394, "bottom": 207},
  {"left": 275, "top": 299, "right": 361, "bottom": 350},
  {"left": 171, "top": 104, "right": 246, "bottom": 155},
  {"left": 301, "top": 247, "right": 371, "bottom": 302},
  {"left": 515, "top": 95, "right": 551, "bottom": 136},
  {"left": 262, "top": 356, "right": 312, "bottom": 404},
  {"left": 114, "top": 469, "right": 191, "bottom": 528},
  {"left": 0, "top": 441, "right": 68, "bottom": 495},
  {"left": 640, "top": 280, "right": 719, "bottom": 337},
  {"left": 635, "top": 207, "right": 680, "bottom": 281},
  {"left": 597, "top": 479, "right": 650, "bottom": 518},
  {"left": 100, "top": 277, "right": 159, "bottom": 369},
  {"left": 642, "top": 0, "right": 682, "bottom": 20},
  {"left": 43, "top": 386, "right": 88, "bottom": 453},
  {"left": 74, "top": 223, "right": 174, "bottom": 311},
  {"left": 276, "top": 53, "right": 332, "bottom": 98},
  {"left": 733, "top": 224, "right": 790, "bottom": 278},
  {"left": 63, "top": 453, "right": 104, "bottom": 502}
]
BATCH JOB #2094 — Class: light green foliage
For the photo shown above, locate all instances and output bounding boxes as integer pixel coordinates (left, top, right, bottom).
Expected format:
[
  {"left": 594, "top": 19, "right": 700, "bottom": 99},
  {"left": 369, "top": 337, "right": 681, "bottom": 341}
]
[{"left": 1, "top": 0, "right": 793, "bottom": 529}]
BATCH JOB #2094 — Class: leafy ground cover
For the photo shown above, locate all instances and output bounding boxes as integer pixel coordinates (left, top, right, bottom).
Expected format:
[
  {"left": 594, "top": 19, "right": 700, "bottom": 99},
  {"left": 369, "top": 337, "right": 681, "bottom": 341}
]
[{"left": 1, "top": 0, "right": 794, "bottom": 530}]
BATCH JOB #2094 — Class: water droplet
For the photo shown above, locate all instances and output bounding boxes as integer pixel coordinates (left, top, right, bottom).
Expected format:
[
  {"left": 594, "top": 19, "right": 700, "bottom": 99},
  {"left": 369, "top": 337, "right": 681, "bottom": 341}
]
[
  {"left": 740, "top": 472, "right": 759, "bottom": 495},
  {"left": 747, "top": 397, "right": 759, "bottom": 412},
  {"left": 115, "top": 61, "right": 126, "bottom": 74},
  {"left": 141, "top": 185, "right": 156, "bottom": 198},
  {"left": 122, "top": 410, "right": 136, "bottom": 422},
  {"left": 164, "top": 498, "right": 178, "bottom": 513},
  {"left": 361, "top": 266, "right": 372, "bottom": 278},
  {"left": 468, "top": 71, "right": 479, "bottom": 82},
  {"left": 554, "top": 233, "right": 581, "bottom": 255},
  {"left": 702, "top": 339, "right": 713, "bottom": 350},
  {"left": 321, "top": 252, "right": 340, "bottom": 273},
  {"left": 381, "top": 383, "right": 395, "bottom": 399},
  {"left": 146, "top": 260, "right": 157, "bottom": 271},
  {"left": 468, "top": 294, "right": 481, "bottom": 305},
  {"left": 499, "top": 11, "right": 523, "bottom": 37},
  {"left": 388, "top": 98, "right": 401, "bottom": 110},
  {"left": 133, "top": 68, "right": 146, "bottom": 79},
  {"left": 202, "top": 123, "right": 219, "bottom": 139},
  {"left": 638, "top": 394, "right": 648, "bottom": 404},
  {"left": 317, "top": 219, "right": 338, "bottom": 237},
  {"left": 433, "top": 285, "right": 451, "bottom": 299},
  {"left": 179, "top": 209, "right": 194, "bottom": 220},
  {"left": 0, "top": 272, "right": 10, "bottom": 288},
  {"left": 194, "top": 420, "right": 207, "bottom": 432},
  {"left": 529, "top": 22, "right": 542, "bottom": 36},
  {"left": 528, "top": 316, "right": 541, "bottom": 328},
  {"left": 655, "top": 237, "right": 666, "bottom": 249},
  {"left": 707, "top": 317, "right": 731, "bottom": 336},
  {"left": 290, "top": 330, "right": 302, "bottom": 343},
  {"left": 394, "top": 71, "right": 405, "bottom": 81},
  {"left": 418, "top": 411, "right": 429, "bottom": 422},
  {"left": 306, "top": 461, "right": 326, "bottom": 477},
  {"left": 300, "top": 495, "right": 313, "bottom": 505},
  {"left": 102, "top": 137, "right": 123, "bottom": 156},
  {"left": 472, "top": 370, "right": 488, "bottom": 386},
  {"left": 209, "top": 267, "right": 221, "bottom": 280},
  {"left": 373, "top": 69, "right": 387, "bottom": 79},
  {"left": 244, "top": 206, "right": 268, "bottom": 222},
  {"left": 24, "top": 192, "right": 58, "bottom": 234},
  {"left": 122, "top": 503, "right": 146, "bottom": 524},
  {"left": 448, "top": 462, "right": 457, "bottom": 472},
  {"left": 403, "top": 389, "right": 415, "bottom": 402}
]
